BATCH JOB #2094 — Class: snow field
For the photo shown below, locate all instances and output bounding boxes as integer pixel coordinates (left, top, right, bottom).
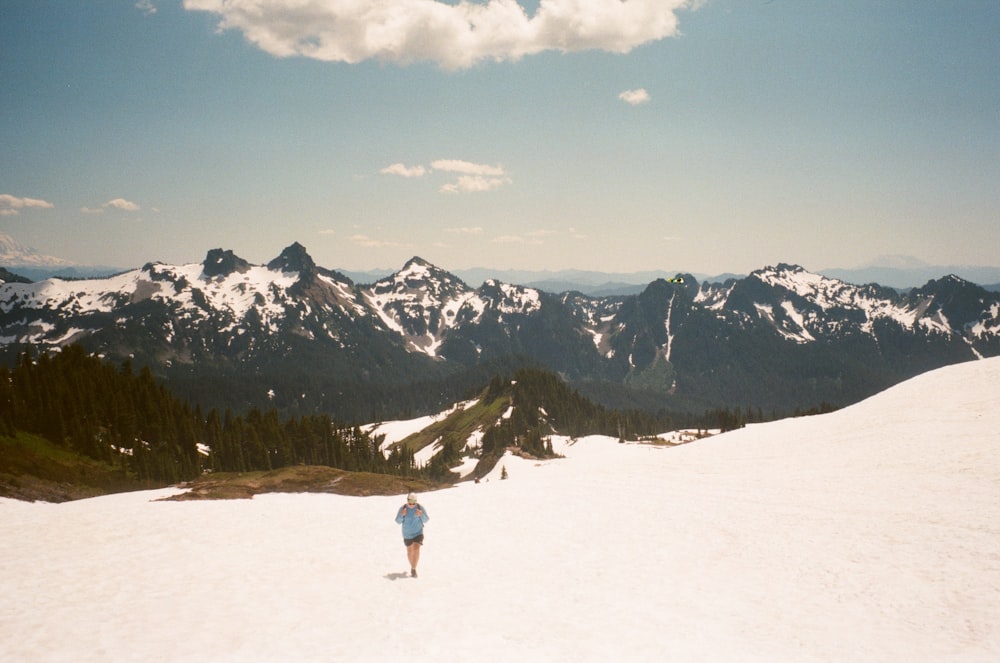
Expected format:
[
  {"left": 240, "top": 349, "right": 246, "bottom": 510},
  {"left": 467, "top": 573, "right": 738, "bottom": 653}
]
[{"left": 2, "top": 358, "right": 999, "bottom": 661}]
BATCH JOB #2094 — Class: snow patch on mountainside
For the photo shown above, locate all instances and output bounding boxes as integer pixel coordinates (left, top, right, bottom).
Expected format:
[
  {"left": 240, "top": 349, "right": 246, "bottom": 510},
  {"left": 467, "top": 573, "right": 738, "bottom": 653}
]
[
  {"left": 191, "top": 265, "right": 299, "bottom": 322},
  {"left": 779, "top": 300, "right": 816, "bottom": 342},
  {"left": 753, "top": 264, "right": 971, "bottom": 342},
  {"left": 971, "top": 302, "right": 1000, "bottom": 337},
  {"left": 487, "top": 280, "right": 542, "bottom": 315},
  {"left": 368, "top": 399, "right": 479, "bottom": 453}
]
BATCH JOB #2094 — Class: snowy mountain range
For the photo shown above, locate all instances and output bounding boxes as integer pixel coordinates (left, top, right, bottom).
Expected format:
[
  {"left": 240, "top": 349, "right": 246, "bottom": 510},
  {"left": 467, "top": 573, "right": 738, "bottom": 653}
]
[{"left": 2, "top": 242, "right": 998, "bottom": 418}]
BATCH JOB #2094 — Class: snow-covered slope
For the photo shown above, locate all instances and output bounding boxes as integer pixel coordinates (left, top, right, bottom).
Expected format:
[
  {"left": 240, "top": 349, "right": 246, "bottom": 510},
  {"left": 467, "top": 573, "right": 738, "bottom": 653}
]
[
  {"left": 365, "top": 257, "right": 545, "bottom": 357},
  {"left": 2, "top": 358, "right": 998, "bottom": 661},
  {"left": 701, "top": 263, "right": 999, "bottom": 346}
]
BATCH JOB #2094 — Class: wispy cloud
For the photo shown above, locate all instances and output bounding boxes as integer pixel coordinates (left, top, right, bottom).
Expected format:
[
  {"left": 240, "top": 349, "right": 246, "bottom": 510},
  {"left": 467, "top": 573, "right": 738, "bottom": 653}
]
[
  {"left": 440, "top": 175, "right": 510, "bottom": 194},
  {"left": 350, "top": 234, "right": 402, "bottom": 248},
  {"left": 0, "top": 194, "right": 54, "bottom": 216},
  {"left": 184, "top": 0, "right": 694, "bottom": 70},
  {"left": 445, "top": 226, "right": 485, "bottom": 235},
  {"left": 619, "top": 88, "right": 651, "bottom": 106},
  {"left": 381, "top": 159, "right": 511, "bottom": 194},
  {"left": 380, "top": 163, "right": 427, "bottom": 178},
  {"left": 491, "top": 233, "right": 544, "bottom": 245},
  {"left": 487, "top": 228, "right": 562, "bottom": 245},
  {"left": 105, "top": 198, "right": 141, "bottom": 211},
  {"left": 491, "top": 235, "right": 530, "bottom": 244},
  {"left": 135, "top": 1, "right": 157, "bottom": 15},
  {"left": 430, "top": 160, "right": 505, "bottom": 176},
  {"left": 81, "top": 198, "right": 141, "bottom": 214}
]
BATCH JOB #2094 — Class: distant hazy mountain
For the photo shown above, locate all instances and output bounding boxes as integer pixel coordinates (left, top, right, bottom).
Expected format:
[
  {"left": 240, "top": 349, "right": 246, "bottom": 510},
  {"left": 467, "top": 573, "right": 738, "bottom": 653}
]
[
  {"left": 339, "top": 266, "right": 687, "bottom": 293},
  {"left": 0, "top": 232, "right": 73, "bottom": 268},
  {"left": 0, "top": 232, "right": 127, "bottom": 281},
  {"left": 821, "top": 255, "right": 1000, "bottom": 289},
  {"left": 449, "top": 268, "right": 743, "bottom": 296}
]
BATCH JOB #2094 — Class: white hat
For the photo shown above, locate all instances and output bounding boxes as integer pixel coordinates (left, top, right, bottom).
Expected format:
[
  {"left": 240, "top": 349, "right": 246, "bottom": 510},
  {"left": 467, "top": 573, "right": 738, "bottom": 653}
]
[{"left": 407, "top": 492, "right": 417, "bottom": 502}]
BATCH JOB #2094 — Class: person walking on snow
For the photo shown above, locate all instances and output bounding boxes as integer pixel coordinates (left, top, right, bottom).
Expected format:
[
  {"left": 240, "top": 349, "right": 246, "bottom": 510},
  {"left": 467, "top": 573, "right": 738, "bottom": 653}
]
[{"left": 395, "top": 492, "right": 429, "bottom": 577}]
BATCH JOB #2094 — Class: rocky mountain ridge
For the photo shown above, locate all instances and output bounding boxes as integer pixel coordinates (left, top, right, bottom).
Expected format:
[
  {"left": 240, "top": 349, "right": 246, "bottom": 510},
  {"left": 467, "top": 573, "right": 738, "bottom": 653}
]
[{"left": 2, "top": 243, "right": 997, "bottom": 419}]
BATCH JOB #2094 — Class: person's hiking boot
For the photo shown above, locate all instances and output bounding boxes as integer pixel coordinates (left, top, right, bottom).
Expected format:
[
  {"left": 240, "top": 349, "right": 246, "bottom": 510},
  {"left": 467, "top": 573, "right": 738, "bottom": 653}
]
[{"left": 411, "top": 568, "right": 417, "bottom": 578}]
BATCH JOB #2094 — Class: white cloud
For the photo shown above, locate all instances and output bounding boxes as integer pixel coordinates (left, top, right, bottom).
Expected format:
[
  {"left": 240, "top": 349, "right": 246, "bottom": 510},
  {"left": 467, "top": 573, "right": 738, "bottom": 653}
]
[
  {"left": 0, "top": 194, "right": 54, "bottom": 216},
  {"left": 350, "top": 234, "right": 401, "bottom": 248},
  {"left": 430, "top": 159, "right": 505, "bottom": 176},
  {"left": 380, "top": 163, "right": 427, "bottom": 178},
  {"left": 183, "top": 0, "right": 694, "bottom": 69},
  {"left": 440, "top": 175, "right": 510, "bottom": 194},
  {"left": 445, "top": 226, "right": 485, "bottom": 235},
  {"left": 434, "top": 160, "right": 509, "bottom": 192},
  {"left": 487, "top": 228, "right": 556, "bottom": 244},
  {"left": 619, "top": 88, "right": 650, "bottom": 105},
  {"left": 383, "top": 158, "right": 512, "bottom": 193},
  {"left": 491, "top": 233, "right": 543, "bottom": 245},
  {"left": 104, "top": 198, "right": 141, "bottom": 212},
  {"left": 82, "top": 198, "right": 142, "bottom": 214},
  {"left": 136, "top": 1, "right": 157, "bottom": 15}
]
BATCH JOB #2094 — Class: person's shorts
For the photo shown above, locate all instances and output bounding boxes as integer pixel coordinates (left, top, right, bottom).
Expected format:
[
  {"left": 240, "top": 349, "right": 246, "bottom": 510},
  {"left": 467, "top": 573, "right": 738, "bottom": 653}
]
[{"left": 403, "top": 534, "right": 424, "bottom": 546}]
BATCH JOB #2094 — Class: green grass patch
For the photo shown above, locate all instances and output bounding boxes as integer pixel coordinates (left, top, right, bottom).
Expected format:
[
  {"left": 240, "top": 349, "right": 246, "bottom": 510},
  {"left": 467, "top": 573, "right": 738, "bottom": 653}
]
[
  {"left": 163, "top": 465, "right": 447, "bottom": 501},
  {"left": 395, "top": 396, "right": 508, "bottom": 455},
  {"left": 0, "top": 431, "right": 147, "bottom": 502}
]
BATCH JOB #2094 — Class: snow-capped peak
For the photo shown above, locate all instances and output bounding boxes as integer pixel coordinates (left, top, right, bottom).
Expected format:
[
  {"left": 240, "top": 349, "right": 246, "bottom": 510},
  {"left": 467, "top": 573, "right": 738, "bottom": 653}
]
[{"left": 0, "top": 232, "right": 73, "bottom": 267}]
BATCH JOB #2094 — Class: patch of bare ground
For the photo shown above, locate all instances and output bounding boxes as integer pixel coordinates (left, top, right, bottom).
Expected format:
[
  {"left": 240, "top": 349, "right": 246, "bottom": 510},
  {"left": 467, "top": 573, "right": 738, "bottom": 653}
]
[{"left": 162, "top": 465, "right": 448, "bottom": 501}]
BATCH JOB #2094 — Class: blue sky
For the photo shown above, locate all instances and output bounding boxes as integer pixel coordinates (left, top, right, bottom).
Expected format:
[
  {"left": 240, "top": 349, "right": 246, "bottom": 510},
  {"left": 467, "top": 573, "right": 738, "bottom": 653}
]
[{"left": 2, "top": 0, "right": 998, "bottom": 275}]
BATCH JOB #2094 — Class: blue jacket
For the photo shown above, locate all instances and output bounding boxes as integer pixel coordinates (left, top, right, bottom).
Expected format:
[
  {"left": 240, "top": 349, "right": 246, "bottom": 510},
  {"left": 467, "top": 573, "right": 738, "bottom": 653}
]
[{"left": 395, "top": 503, "right": 429, "bottom": 539}]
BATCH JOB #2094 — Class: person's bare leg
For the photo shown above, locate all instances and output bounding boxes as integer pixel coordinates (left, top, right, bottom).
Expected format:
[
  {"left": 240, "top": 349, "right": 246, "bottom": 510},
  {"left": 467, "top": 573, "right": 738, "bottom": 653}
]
[{"left": 407, "top": 543, "right": 421, "bottom": 575}]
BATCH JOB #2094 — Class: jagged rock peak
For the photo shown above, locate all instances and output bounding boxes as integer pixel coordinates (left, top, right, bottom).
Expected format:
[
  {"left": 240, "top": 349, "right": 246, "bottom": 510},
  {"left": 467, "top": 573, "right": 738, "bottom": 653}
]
[
  {"left": 268, "top": 242, "right": 316, "bottom": 275},
  {"left": 750, "top": 263, "right": 838, "bottom": 289},
  {"left": 403, "top": 256, "right": 432, "bottom": 268},
  {"left": 646, "top": 273, "right": 697, "bottom": 289},
  {"left": 755, "top": 263, "right": 808, "bottom": 277},
  {"left": 399, "top": 256, "right": 439, "bottom": 276},
  {"left": 396, "top": 256, "right": 464, "bottom": 284},
  {"left": 914, "top": 273, "right": 983, "bottom": 298},
  {"left": 371, "top": 256, "right": 469, "bottom": 298},
  {"left": 203, "top": 249, "right": 251, "bottom": 278}
]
